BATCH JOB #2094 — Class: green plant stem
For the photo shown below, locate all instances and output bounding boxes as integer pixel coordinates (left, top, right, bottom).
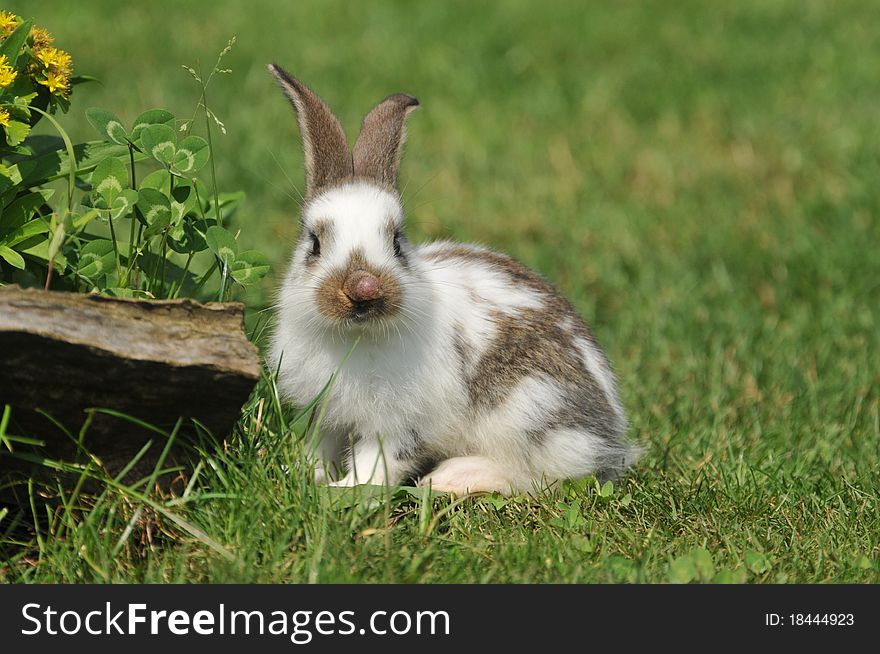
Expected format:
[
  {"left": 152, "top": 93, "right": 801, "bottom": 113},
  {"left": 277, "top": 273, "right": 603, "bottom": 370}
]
[
  {"left": 218, "top": 257, "right": 228, "bottom": 302},
  {"left": 122, "top": 219, "right": 145, "bottom": 290},
  {"left": 201, "top": 85, "right": 223, "bottom": 227},
  {"left": 188, "top": 179, "right": 223, "bottom": 300},
  {"left": 192, "top": 178, "right": 210, "bottom": 222},
  {"left": 19, "top": 105, "right": 77, "bottom": 291},
  {"left": 107, "top": 208, "right": 120, "bottom": 278},
  {"left": 142, "top": 239, "right": 151, "bottom": 293},
  {"left": 157, "top": 173, "right": 177, "bottom": 297},
  {"left": 133, "top": 222, "right": 144, "bottom": 288},
  {"left": 44, "top": 259, "right": 54, "bottom": 291},
  {"left": 125, "top": 143, "right": 139, "bottom": 287},
  {"left": 172, "top": 251, "right": 195, "bottom": 299},
  {"left": 159, "top": 232, "right": 168, "bottom": 298},
  {"left": 23, "top": 106, "right": 76, "bottom": 215},
  {"left": 125, "top": 218, "right": 137, "bottom": 285},
  {"left": 128, "top": 144, "right": 137, "bottom": 188},
  {"left": 147, "top": 236, "right": 163, "bottom": 296},
  {"left": 190, "top": 259, "right": 218, "bottom": 297}
]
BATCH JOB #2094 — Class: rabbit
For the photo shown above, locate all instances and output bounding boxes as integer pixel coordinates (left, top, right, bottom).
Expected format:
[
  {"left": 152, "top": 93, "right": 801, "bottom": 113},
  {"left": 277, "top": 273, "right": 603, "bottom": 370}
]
[{"left": 267, "top": 64, "right": 641, "bottom": 495}]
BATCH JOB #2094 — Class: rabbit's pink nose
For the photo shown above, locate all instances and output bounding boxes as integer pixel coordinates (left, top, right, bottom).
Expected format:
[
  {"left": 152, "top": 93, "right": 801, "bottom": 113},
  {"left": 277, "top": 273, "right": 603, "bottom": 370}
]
[{"left": 346, "top": 271, "right": 383, "bottom": 302}]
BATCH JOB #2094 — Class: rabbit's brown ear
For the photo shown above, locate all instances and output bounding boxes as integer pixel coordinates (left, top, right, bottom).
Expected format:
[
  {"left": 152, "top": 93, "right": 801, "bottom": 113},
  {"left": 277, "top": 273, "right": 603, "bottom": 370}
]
[
  {"left": 353, "top": 93, "right": 419, "bottom": 190},
  {"left": 268, "top": 64, "right": 353, "bottom": 199}
]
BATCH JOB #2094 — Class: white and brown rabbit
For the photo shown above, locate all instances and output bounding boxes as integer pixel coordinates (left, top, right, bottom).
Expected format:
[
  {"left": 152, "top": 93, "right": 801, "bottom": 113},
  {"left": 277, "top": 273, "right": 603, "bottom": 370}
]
[{"left": 268, "top": 65, "right": 640, "bottom": 494}]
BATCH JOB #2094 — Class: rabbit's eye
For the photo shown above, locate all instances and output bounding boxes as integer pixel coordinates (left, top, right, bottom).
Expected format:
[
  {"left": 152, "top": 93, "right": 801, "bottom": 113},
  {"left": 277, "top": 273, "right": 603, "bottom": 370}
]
[
  {"left": 392, "top": 233, "right": 402, "bottom": 258},
  {"left": 308, "top": 232, "right": 321, "bottom": 258}
]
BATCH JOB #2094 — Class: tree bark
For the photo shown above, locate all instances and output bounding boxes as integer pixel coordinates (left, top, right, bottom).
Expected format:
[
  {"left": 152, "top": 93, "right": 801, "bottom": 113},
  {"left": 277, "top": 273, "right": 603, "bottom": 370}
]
[{"left": 0, "top": 285, "right": 261, "bottom": 481}]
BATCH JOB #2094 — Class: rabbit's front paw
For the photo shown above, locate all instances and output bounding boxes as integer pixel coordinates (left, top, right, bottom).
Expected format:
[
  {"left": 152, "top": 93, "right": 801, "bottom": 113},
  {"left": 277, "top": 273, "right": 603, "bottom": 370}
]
[
  {"left": 327, "top": 468, "right": 386, "bottom": 487},
  {"left": 327, "top": 473, "right": 358, "bottom": 487}
]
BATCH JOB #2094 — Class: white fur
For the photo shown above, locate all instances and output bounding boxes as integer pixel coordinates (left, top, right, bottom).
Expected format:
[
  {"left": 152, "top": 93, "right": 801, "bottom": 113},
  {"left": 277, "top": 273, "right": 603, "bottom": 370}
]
[
  {"left": 270, "top": 182, "right": 634, "bottom": 494},
  {"left": 306, "top": 185, "right": 404, "bottom": 272},
  {"left": 572, "top": 336, "right": 626, "bottom": 427},
  {"left": 418, "top": 456, "right": 516, "bottom": 495}
]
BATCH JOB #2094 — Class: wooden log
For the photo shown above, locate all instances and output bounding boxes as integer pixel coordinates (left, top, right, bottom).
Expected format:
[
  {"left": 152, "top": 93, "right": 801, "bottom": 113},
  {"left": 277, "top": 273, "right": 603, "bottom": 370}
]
[{"left": 0, "top": 285, "right": 261, "bottom": 481}]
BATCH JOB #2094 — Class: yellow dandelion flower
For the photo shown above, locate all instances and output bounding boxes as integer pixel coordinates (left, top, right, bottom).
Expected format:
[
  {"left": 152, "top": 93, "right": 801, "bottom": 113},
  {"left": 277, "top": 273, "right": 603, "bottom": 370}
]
[
  {"left": 30, "top": 25, "right": 54, "bottom": 50},
  {"left": 36, "top": 47, "right": 74, "bottom": 75},
  {"left": 35, "top": 46, "right": 62, "bottom": 69},
  {"left": 0, "top": 55, "right": 17, "bottom": 88},
  {"left": 0, "top": 11, "right": 20, "bottom": 36},
  {"left": 0, "top": 107, "right": 10, "bottom": 128},
  {"left": 38, "top": 70, "right": 70, "bottom": 96},
  {"left": 0, "top": 67, "right": 15, "bottom": 87},
  {"left": 51, "top": 49, "right": 73, "bottom": 75}
]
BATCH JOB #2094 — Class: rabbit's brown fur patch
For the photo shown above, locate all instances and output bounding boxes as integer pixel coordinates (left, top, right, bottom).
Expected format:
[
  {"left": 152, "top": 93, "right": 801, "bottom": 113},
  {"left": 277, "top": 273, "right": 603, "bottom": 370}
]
[
  {"left": 315, "top": 248, "right": 403, "bottom": 322},
  {"left": 427, "top": 245, "right": 620, "bottom": 442}
]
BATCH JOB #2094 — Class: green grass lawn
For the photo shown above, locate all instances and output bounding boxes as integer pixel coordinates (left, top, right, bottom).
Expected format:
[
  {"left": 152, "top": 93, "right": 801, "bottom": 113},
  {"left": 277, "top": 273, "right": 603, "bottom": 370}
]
[{"left": 1, "top": 0, "right": 878, "bottom": 582}]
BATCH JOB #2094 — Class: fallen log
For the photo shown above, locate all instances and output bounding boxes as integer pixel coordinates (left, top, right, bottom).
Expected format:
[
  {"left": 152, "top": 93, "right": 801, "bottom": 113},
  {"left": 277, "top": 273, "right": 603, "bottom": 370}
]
[{"left": 0, "top": 285, "right": 261, "bottom": 483}]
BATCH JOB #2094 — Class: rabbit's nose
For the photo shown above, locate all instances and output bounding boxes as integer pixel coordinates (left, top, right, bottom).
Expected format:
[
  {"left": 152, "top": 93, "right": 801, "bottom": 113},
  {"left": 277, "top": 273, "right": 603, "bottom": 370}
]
[{"left": 345, "top": 271, "right": 383, "bottom": 303}]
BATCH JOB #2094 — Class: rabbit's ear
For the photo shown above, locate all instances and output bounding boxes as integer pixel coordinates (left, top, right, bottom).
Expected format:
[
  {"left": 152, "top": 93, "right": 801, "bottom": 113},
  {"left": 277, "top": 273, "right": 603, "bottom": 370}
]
[
  {"left": 353, "top": 93, "right": 420, "bottom": 190},
  {"left": 269, "top": 64, "right": 353, "bottom": 199}
]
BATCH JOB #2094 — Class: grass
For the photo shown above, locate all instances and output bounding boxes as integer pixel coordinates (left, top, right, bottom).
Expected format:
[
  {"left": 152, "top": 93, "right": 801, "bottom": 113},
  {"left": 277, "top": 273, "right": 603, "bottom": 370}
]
[{"left": 1, "top": 0, "right": 878, "bottom": 582}]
